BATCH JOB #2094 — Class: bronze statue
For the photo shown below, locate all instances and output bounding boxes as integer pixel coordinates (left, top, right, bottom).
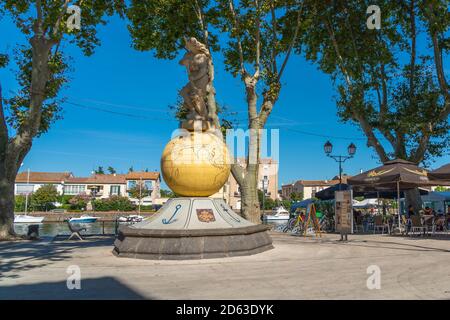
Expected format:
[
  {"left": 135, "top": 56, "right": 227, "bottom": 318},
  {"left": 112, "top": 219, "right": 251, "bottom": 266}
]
[{"left": 179, "top": 37, "right": 213, "bottom": 130}]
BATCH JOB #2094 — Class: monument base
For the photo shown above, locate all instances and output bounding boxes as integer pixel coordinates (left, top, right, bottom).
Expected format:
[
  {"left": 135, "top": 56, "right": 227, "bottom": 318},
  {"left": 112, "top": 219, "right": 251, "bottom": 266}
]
[{"left": 113, "top": 198, "right": 273, "bottom": 260}]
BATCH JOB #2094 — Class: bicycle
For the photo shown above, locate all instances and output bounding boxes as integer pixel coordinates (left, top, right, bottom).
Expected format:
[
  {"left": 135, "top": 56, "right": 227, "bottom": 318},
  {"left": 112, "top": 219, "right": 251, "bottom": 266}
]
[{"left": 285, "top": 214, "right": 305, "bottom": 234}]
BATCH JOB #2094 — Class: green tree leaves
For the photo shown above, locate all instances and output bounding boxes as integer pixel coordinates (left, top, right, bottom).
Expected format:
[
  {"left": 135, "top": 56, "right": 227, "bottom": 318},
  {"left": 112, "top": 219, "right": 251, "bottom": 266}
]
[{"left": 30, "top": 184, "right": 58, "bottom": 211}]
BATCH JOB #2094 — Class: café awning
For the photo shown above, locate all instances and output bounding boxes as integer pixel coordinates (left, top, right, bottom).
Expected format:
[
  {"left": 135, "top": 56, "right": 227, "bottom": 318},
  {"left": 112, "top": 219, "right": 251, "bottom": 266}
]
[
  {"left": 429, "top": 163, "right": 450, "bottom": 180},
  {"left": 348, "top": 159, "right": 449, "bottom": 189}
]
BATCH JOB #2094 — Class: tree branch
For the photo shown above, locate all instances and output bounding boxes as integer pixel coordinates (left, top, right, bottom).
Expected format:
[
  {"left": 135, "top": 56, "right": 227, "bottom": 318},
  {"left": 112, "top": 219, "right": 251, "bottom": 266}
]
[
  {"left": 325, "top": 16, "right": 389, "bottom": 162},
  {"left": 193, "top": 0, "right": 209, "bottom": 46},
  {"left": 253, "top": 0, "right": 261, "bottom": 79},
  {"left": 277, "top": 2, "right": 303, "bottom": 81},
  {"left": 231, "top": 162, "right": 245, "bottom": 186},
  {"left": 228, "top": 0, "right": 247, "bottom": 76},
  {"left": 34, "top": 0, "right": 44, "bottom": 37},
  {"left": 52, "top": 0, "right": 71, "bottom": 38},
  {"left": 269, "top": 4, "right": 278, "bottom": 75},
  {"left": 0, "top": 83, "right": 8, "bottom": 148},
  {"left": 425, "top": 2, "right": 450, "bottom": 123},
  {"left": 409, "top": 0, "right": 416, "bottom": 108}
]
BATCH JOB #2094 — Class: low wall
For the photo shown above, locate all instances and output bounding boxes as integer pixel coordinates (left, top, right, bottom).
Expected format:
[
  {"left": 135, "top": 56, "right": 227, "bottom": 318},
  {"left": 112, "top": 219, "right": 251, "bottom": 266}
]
[{"left": 15, "top": 211, "right": 157, "bottom": 222}]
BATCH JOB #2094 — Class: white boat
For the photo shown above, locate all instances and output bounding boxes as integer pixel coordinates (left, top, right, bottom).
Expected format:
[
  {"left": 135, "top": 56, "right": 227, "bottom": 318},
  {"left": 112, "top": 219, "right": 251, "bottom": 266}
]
[
  {"left": 118, "top": 215, "right": 144, "bottom": 223},
  {"left": 263, "top": 206, "right": 290, "bottom": 221},
  {"left": 69, "top": 215, "right": 98, "bottom": 223},
  {"left": 14, "top": 215, "right": 44, "bottom": 224}
]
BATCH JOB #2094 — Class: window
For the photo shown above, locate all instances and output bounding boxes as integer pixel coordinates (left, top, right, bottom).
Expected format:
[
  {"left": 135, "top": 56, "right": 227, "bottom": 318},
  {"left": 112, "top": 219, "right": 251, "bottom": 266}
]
[
  {"left": 144, "top": 180, "right": 153, "bottom": 190},
  {"left": 110, "top": 185, "right": 121, "bottom": 195},
  {"left": 64, "top": 185, "right": 86, "bottom": 195},
  {"left": 16, "top": 184, "right": 35, "bottom": 195},
  {"left": 127, "top": 180, "right": 136, "bottom": 189}
]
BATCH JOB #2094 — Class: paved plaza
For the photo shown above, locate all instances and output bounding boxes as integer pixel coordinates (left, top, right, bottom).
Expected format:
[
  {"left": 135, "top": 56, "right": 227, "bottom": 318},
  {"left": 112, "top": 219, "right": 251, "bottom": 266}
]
[{"left": 1, "top": 232, "right": 449, "bottom": 299}]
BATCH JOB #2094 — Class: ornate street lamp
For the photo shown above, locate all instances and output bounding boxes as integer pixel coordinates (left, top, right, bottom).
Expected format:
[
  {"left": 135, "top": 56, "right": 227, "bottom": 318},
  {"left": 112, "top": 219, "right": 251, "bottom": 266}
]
[
  {"left": 324, "top": 140, "right": 333, "bottom": 155},
  {"left": 324, "top": 141, "right": 357, "bottom": 189}
]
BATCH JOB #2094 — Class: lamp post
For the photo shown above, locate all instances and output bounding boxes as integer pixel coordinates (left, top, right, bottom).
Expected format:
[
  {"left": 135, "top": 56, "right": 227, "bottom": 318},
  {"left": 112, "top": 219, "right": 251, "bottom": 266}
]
[
  {"left": 262, "top": 176, "right": 269, "bottom": 211},
  {"left": 25, "top": 168, "right": 30, "bottom": 214},
  {"left": 324, "top": 141, "right": 356, "bottom": 190}
]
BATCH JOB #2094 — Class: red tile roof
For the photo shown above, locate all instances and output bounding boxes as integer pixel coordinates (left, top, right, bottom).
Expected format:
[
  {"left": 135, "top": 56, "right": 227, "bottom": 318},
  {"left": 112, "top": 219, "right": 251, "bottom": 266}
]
[
  {"left": 65, "top": 174, "right": 127, "bottom": 184},
  {"left": 16, "top": 172, "right": 72, "bottom": 183},
  {"left": 125, "top": 171, "right": 160, "bottom": 180}
]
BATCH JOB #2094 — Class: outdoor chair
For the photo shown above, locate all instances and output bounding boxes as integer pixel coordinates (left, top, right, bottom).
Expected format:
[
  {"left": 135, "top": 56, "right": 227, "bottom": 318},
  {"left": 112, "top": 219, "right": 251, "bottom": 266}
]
[
  {"left": 373, "top": 215, "right": 389, "bottom": 234},
  {"left": 400, "top": 215, "right": 410, "bottom": 235},
  {"left": 354, "top": 216, "right": 364, "bottom": 233},
  {"left": 410, "top": 216, "right": 427, "bottom": 237},
  {"left": 432, "top": 216, "right": 447, "bottom": 235},
  {"left": 66, "top": 220, "right": 86, "bottom": 240}
]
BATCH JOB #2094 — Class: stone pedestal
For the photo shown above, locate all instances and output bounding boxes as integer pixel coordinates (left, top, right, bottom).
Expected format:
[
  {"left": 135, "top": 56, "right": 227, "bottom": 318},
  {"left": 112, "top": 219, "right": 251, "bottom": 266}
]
[{"left": 113, "top": 198, "right": 273, "bottom": 260}]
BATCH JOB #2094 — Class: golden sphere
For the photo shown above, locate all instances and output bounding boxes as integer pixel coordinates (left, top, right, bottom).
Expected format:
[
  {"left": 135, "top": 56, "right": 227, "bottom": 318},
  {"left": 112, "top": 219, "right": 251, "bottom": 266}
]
[{"left": 161, "top": 131, "right": 231, "bottom": 197}]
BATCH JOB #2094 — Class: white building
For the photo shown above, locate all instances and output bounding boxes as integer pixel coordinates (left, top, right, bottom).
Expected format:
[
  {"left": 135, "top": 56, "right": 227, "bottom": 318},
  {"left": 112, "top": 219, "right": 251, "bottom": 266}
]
[{"left": 15, "top": 171, "right": 161, "bottom": 205}]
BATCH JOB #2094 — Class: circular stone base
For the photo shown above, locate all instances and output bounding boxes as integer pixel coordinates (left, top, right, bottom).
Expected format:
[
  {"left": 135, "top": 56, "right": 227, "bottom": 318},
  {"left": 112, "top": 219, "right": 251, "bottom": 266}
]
[
  {"left": 113, "top": 224, "right": 273, "bottom": 260},
  {"left": 113, "top": 197, "right": 273, "bottom": 260}
]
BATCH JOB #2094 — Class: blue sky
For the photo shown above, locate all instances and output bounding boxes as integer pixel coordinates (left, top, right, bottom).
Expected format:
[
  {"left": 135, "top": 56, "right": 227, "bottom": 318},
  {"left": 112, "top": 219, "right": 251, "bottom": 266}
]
[{"left": 1, "top": 13, "right": 448, "bottom": 189}]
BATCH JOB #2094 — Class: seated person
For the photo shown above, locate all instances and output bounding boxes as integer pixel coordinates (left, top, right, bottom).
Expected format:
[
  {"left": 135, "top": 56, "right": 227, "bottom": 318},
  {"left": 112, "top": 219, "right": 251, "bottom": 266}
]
[
  {"left": 406, "top": 205, "right": 415, "bottom": 218},
  {"left": 424, "top": 206, "right": 433, "bottom": 215},
  {"left": 435, "top": 211, "right": 446, "bottom": 231}
]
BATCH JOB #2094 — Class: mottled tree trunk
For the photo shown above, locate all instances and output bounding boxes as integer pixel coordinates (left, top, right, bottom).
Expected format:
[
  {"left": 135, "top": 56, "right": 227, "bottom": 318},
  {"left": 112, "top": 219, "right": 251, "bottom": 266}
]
[
  {"left": 239, "top": 163, "right": 260, "bottom": 223},
  {"left": 0, "top": 175, "right": 16, "bottom": 239},
  {"left": 404, "top": 188, "right": 422, "bottom": 215}
]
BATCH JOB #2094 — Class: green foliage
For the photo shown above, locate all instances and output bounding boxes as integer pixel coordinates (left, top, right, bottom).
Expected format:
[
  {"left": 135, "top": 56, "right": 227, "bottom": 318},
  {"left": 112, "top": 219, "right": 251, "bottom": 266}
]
[
  {"left": 126, "top": 0, "right": 307, "bottom": 110},
  {"left": 160, "top": 189, "right": 177, "bottom": 198},
  {"left": 68, "top": 194, "right": 90, "bottom": 210},
  {"left": 0, "top": 53, "right": 9, "bottom": 68},
  {"left": 300, "top": 0, "right": 450, "bottom": 164},
  {"left": 0, "top": 0, "right": 125, "bottom": 137},
  {"left": 128, "top": 181, "right": 152, "bottom": 200},
  {"left": 258, "top": 190, "right": 275, "bottom": 210},
  {"left": 435, "top": 186, "right": 450, "bottom": 192},
  {"left": 139, "top": 205, "right": 156, "bottom": 212},
  {"left": 126, "top": 0, "right": 217, "bottom": 59},
  {"left": 14, "top": 195, "right": 26, "bottom": 212},
  {"left": 280, "top": 199, "right": 292, "bottom": 210},
  {"left": 289, "top": 192, "right": 303, "bottom": 201},
  {"left": 94, "top": 166, "right": 105, "bottom": 174},
  {"left": 93, "top": 196, "right": 136, "bottom": 211},
  {"left": 107, "top": 166, "right": 116, "bottom": 174},
  {"left": 58, "top": 194, "right": 73, "bottom": 205},
  {"left": 30, "top": 184, "right": 58, "bottom": 211},
  {"left": 5, "top": 47, "right": 68, "bottom": 136}
]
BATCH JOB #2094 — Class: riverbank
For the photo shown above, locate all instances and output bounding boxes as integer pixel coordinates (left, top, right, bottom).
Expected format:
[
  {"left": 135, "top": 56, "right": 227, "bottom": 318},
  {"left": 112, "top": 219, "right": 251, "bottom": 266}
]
[{"left": 14, "top": 211, "right": 157, "bottom": 222}]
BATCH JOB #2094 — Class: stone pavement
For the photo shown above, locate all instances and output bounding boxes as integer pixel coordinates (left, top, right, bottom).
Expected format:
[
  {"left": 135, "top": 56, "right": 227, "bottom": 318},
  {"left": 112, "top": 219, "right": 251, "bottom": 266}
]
[{"left": 1, "top": 232, "right": 449, "bottom": 299}]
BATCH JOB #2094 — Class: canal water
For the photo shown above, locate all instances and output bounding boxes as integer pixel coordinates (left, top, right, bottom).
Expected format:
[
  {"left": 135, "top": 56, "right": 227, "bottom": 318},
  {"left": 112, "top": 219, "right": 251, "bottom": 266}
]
[
  {"left": 14, "top": 220, "right": 286, "bottom": 238},
  {"left": 14, "top": 221, "right": 118, "bottom": 237}
]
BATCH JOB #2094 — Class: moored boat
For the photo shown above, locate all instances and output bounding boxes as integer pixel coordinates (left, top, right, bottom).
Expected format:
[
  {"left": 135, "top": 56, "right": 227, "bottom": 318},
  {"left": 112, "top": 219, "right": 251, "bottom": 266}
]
[
  {"left": 69, "top": 215, "right": 98, "bottom": 223},
  {"left": 118, "top": 215, "right": 144, "bottom": 223},
  {"left": 263, "top": 206, "right": 290, "bottom": 221},
  {"left": 14, "top": 215, "right": 44, "bottom": 224}
]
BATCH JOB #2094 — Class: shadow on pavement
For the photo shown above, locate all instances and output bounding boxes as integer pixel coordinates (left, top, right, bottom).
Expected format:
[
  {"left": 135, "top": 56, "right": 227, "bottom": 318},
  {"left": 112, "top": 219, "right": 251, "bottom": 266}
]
[
  {"left": 0, "top": 236, "right": 115, "bottom": 279},
  {"left": 270, "top": 232, "right": 450, "bottom": 253},
  {"left": 0, "top": 276, "right": 148, "bottom": 300}
]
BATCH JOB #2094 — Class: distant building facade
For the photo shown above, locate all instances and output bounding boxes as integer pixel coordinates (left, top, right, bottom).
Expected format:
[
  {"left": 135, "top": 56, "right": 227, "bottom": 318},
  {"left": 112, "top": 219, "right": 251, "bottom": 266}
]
[
  {"left": 281, "top": 175, "right": 350, "bottom": 200},
  {"left": 15, "top": 171, "right": 161, "bottom": 205},
  {"left": 213, "top": 158, "right": 279, "bottom": 210}
]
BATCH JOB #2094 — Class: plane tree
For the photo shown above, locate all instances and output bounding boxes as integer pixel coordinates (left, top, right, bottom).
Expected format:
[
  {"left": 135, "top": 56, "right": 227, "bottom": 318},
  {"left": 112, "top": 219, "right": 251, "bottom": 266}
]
[
  {"left": 299, "top": 0, "right": 450, "bottom": 210},
  {"left": 126, "top": 0, "right": 306, "bottom": 223},
  {"left": 0, "top": 0, "right": 125, "bottom": 239}
]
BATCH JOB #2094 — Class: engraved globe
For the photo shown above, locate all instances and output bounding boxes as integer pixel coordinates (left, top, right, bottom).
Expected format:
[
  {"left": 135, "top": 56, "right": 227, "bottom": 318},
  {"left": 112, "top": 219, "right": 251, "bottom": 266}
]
[{"left": 161, "top": 131, "right": 231, "bottom": 197}]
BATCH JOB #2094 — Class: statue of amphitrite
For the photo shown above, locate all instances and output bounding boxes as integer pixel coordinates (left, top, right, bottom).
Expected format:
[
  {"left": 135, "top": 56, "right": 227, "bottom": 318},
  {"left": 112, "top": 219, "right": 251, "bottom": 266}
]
[{"left": 179, "top": 37, "right": 213, "bottom": 130}]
